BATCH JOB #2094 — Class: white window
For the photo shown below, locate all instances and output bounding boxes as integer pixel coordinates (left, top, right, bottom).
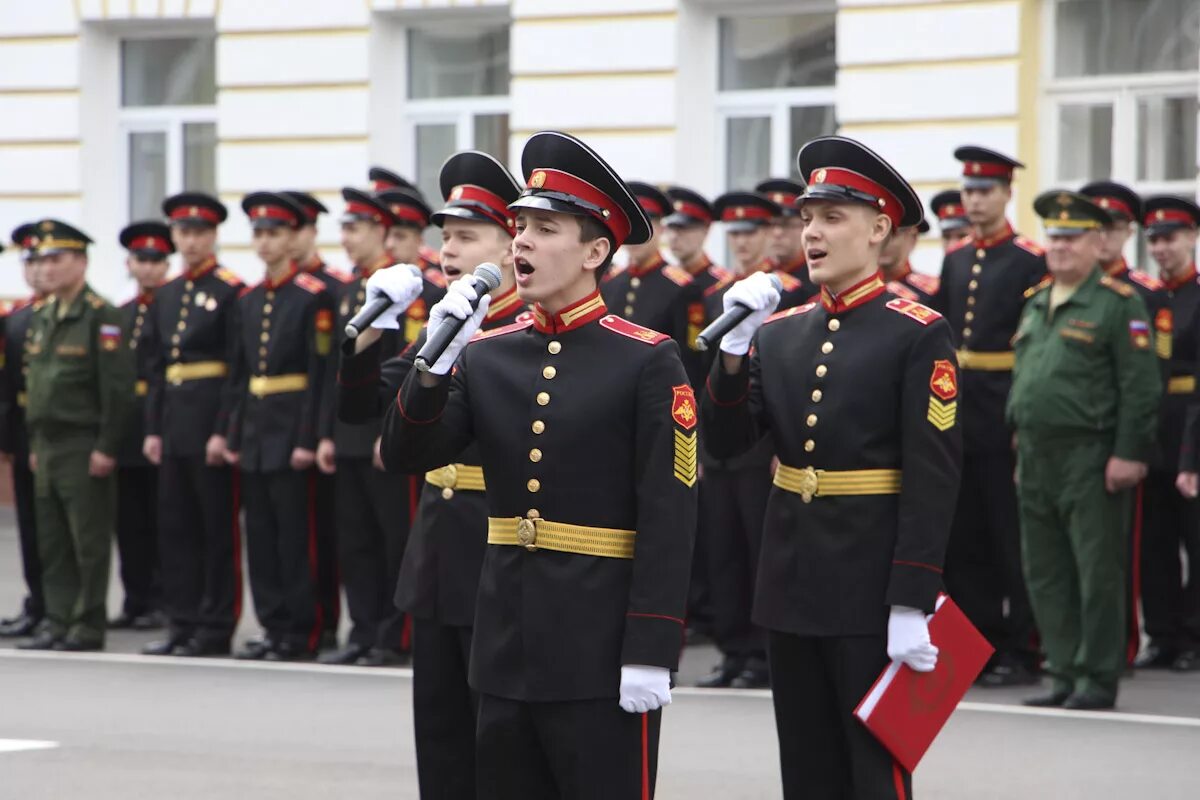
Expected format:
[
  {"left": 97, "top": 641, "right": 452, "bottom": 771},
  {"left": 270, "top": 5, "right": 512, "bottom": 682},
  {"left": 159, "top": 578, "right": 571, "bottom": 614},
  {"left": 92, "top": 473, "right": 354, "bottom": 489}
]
[
  {"left": 119, "top": 35, "right": 217, "bottom": 221},
  {"left": 715, "top": 9, "right": 837, "bottom": 189}
]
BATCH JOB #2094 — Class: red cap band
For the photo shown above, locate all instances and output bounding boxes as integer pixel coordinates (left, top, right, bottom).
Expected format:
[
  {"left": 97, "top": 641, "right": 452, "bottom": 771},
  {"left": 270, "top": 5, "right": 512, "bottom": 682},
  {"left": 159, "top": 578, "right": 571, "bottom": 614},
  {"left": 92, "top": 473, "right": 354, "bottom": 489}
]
[
  {"left": 767, "top": 191, "right": 799, "bottom": 206},
  {"left": 129, "top": 236, "right": 168, "bottom": 253},
  {"left": 249, "top": 205, "right": 298, "bottom": 225},
  {"left": 170, "top": 205, "right": 220, "bottom": 224},
  {"left": 527, "top": 168, "right": 632, "bottom": 246},
  {"left": 937, "top": 203, "right": 966, "bottom": 220},
  {"left": 389, "top": 203, "right": 429, "bottom": 227},
  {"left": 373, "top": 179, "right": 397, "bottom": 192},
  {"left": 720, "top": 205, "right": 773, "bottom": 223},
  {"left": 808, "top": 166, "right": 903, "bottom": 227},
  {"left": 962, "top": 161, "right": 1013, "bottom": 180},
  {"left": 1145, "top": 208, "right": 1196, "bottom": 227},
  {"left": 637, "top": 195, "right": 666, "bottom": 217},
  {"left": 1094, "top": 196, "right": 1133, "bottom": 220},
  {"left": 671, "top": 200, "right": 712, "bottom": 224},
  {"left": 448, "top": 184, "right": 516, "bottom": 230},
  {"left": 346, "top": 201, "right": 385, "bottom": 223}
]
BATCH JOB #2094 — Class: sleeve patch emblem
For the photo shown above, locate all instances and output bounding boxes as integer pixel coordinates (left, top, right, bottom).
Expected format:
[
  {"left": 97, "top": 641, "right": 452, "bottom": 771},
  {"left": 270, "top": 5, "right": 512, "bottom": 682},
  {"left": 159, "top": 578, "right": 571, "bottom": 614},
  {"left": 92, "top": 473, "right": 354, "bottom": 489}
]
[
  {"left": 1129, "top": 319, "right": 1151, "bottom": 350},
  {"left": 927, "top": 397, "right": 957, "bottom": 431},
  {"left": 99, "top": 323, "right": 122, "bottom": 351},
  {"left": 674, "top": 429, "right": 698, "bottom": 487},
  {"left": 315, "top": 309, "right": 333, "bottom": 333},
  {"left": 1155, "top": 308, "right": 1174, "bottom": 360},
  {"left": 671, "top": 384, "right": 698, "bottom": 431},
  {"left": 929, "top": 359, "right": 958, "bottom": 401}
]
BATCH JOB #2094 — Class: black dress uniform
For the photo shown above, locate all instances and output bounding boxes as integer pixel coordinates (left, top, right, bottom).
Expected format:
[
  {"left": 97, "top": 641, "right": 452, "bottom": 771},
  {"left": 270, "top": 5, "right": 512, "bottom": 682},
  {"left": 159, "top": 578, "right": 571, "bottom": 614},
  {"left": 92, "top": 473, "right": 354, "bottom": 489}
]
[
  {"left": 227, "top": 192, "right": 334, "bottom": 660},
  {"left": 886, "top": 262, "right": 940, "bottom": 306},
  {"left": 382, "top": 132, "right": 697, "bottom": 800},
  {"left": 113, "top": 221, "right": 173, "bottom": 628},
  {"left": 704, "top": 137, "right": 962, "bottom": 800},
  {"left": 0, "top": 223, "right": 44, "bottom": 638},
  {"left": 143, "top": 193, "right": 243, "bottom": 657},
  {"left": 931, "top": 147, "right": 1046, "bottom": 682}
]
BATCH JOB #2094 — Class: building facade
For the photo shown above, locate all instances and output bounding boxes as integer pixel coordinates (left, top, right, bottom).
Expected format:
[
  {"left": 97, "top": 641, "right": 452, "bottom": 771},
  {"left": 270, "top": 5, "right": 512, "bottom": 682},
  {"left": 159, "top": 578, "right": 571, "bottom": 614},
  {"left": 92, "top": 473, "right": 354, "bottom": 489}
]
[{"left": 0, "top": 0, "right": 1196, "bottom": 298}]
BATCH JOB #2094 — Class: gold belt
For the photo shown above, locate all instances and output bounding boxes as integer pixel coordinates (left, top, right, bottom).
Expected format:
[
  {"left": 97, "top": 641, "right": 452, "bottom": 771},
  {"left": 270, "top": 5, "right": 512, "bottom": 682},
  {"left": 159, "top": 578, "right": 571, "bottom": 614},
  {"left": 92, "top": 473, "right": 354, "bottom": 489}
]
[
  {"left": 249, "top": 373, "right": 308, "bottom": 398},
  {"left": 425, "top": 463, "right": 486, "bottom": 494},
  {"left": 166, "top": 361, "right": 228, "bottom": 385},
  {"left": 956, "top": 349, "right": 1015, "bottom": 371},
  {"left": 16, "top": 391, "right": 26, "bottom": 408},
  {"left": 774, "top": 464, "right": 902, "bottom": 504},
  {"left": 135, "top": 380, "right": 148, "bottom": 397},
  {"left": 487, "top": 517, "right": 636, "bottom": 559},
  {"left": 1168, "top": 375, "right": 1196, "bottom": 395}
]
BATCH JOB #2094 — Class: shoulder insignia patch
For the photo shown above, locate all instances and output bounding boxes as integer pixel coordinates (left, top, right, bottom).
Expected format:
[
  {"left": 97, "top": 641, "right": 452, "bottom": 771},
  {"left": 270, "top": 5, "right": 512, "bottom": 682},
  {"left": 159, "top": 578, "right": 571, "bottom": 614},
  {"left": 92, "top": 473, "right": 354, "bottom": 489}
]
[
  {"left": 1100, "top": 275, "right": 1134, "bottom": 298},
  {"left": 295, "top": 273, "right": 325, "bottom": 294},
  {"left": 599, "top": 314, "right": 670, "bottom": 345},
  {"left": 1014, "top": 235, "right": 1046, "bottom": 256},
  {"left": 703, "top": 274, "right": 733, "bottom": 298},
  {"left": 946, "top": 237, "right": 973, "bottom": 255},
  {"left": 671, "top": 384, "right": 698, "bottom": 487},
  {"left": 776, "top": 271, "right": 802, "bottom": 292},
  {"left": 324, "top": 267, "right": 353, "bottom": 284},
  {"left": 887, "top": 281, "right": 920, "bottom": 302},
  {"left": 1128, "top": 270, "right": 1163, "bottom": 291},
  {"left": 1024, "top": 276, "right": 1052, "bottom": 299},
  {"left": 708, "top": 266, "right": 733, "bottom": 282},
  {"left": 423, "top": 268, "right": 447, "bottom": 289},
  {"left": 908, "top": 272, "right": 940, "bottom": 295},
  {"left": 662, "top": 265, "right": 693, "bottom": 287},
  {"left": 469, "top": 315, "right": 533, "bottom": 343},
  {"left": 86, "top": 292, "right": 106, "bottom": 309},
  {"left": 216, "top": 268, "right": 242, "bottom": 286},
  {"left": 764, "top": 303, "right": 816, "bottom": 325},
  {"left": 885, "top": 297, "right": 942, "bottom": 326}
]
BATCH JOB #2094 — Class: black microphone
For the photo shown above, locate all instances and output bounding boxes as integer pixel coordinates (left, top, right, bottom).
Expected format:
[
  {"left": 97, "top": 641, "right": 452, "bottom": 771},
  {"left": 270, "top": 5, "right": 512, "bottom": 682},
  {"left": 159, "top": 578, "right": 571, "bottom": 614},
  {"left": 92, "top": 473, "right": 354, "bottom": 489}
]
[
  {"left": 414, "top": 262, "right": 504, "bottom": 372},
  {"left": 694, "top": 273, "right": 784, "bottom": 352},
  {"left": 344, "top": 263, "right": 424, "bottom": 339}
]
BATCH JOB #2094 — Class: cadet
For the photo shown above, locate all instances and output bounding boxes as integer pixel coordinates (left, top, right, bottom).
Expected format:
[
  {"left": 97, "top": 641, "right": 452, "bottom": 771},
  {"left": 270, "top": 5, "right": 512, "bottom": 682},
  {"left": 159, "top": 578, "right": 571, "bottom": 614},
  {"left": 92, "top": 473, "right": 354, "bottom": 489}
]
[
  {"left": 757, "top": 177, "right": 818, "bottom": 299},
  {"left": 929, "top": 190, "right": 972, "bottom": 250},
  {"left": 932, "top": 146, "right": 1046, "bottom": 686},
  {"left": 381, "top": 131, "right": 696, "bottom": 798},
  {"left": 377, "top": 186, "right": 447, "bottom": 344},
  {"left": 141, "top": 192, "right": 243, "bottom": 658},
  {"left": 226, "top": 192, "right": 333, "bottom": 661},
  {"left": 369, "top": 166, "right": 443, "bottom": 270},
  {"left": 1009, "top": 191, "right": 1160, "bottom": 710},
  {"left": 703, "top": 137, "right": 961, "bottom": 798},
  {"left": 315, "top": 187, "right": 410, "bottom": 668},
  {"left": 1135, "top": 197, "right": 1200, "bottom": 671},
  {"left": 340, "top": 150, "right": 525, "bottom": 798},
  {"left": 0, "top": 225, "right": 46, "bottom": 638},
  {"left": 18, "top": 220, "right": 136, "bottom": 651},
  {"left": 713, "top": 191, "right": 807, "bottom": 308},
  {"left": 112, "top": 221, "right": 172, "bottom": 630},
  {"left": 880, "top": 219, "right": 940, "bottom": 305}
]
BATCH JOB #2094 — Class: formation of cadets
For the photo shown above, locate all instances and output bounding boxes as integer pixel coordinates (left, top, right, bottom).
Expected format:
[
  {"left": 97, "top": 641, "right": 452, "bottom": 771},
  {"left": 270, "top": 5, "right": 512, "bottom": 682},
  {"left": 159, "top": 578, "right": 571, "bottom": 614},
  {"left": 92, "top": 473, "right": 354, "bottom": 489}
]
[{"left": 0, "top": 126, "right": 1195, "bottom": 798}]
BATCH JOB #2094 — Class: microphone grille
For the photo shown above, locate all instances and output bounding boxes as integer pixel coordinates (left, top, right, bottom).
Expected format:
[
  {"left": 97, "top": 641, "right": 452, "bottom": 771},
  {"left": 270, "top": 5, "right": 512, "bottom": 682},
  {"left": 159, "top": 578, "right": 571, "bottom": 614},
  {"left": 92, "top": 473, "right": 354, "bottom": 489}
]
[{"left": 474, "top": 262, "right": 503, "bottom": 292}]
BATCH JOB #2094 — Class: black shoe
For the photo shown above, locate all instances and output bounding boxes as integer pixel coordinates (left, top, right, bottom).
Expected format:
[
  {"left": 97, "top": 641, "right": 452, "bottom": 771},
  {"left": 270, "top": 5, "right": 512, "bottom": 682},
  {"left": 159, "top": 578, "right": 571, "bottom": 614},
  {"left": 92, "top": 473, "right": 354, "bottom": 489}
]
[
  {"left": 1171, "top": 649, "right": 1200, "bottom": 672},
  {"left": 356, "top": 647, "right": 408, "bottom": 667},
  {"left": 317, "top": 643, "right": 369, "bottom": 665},
  {"left": 319, "top": 630, "right": 339, "bottom": 652},
  {"left": 17, "top": 631, "right": 62, "bottom": 651},
  {"left": 1134, "top": 643, "right": 1178, "bottom": 669},
  {"left": 54, "top": 638, "right": 103, "bottom": 652},
  {"left": 235, "top": 639, "right": 275, "bottom": 660},
  {"left": 0, "top": 613, "right": 39, "bottom": 638},
  {"left": 730, "top": 660, "right": 770, "bottom": 689},
  {"left": 142, "top": 636, "right": 186, "bottom": 656},
  {"left": 1063, "top": 690, "right": 1116, "bottom": 711},
  {"left": 977, "top": 658, "right": 1038, "bottom": 688},
  {"left": 264, "top": 641, "right": 316, "bottom": 662},
  {"left": 130, "top": 610, "right": 165, "bottom": 631},
  {"left": 696, "top": 658, "right": 745, "bottom": 689},
  {"left": 173, "top": 638, "right": 231, "bottom": 657},
  {"left": 1023, "top": 689, "right": 1071, "bottom": 707}
]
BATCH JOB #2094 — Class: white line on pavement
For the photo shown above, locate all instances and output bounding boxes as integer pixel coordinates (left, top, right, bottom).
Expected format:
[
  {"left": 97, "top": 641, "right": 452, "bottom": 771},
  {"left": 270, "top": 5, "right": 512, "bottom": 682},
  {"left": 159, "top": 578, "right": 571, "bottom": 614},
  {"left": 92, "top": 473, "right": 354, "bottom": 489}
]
[{"left": 0, "top": 739, "right": 58, "bottom": 754}]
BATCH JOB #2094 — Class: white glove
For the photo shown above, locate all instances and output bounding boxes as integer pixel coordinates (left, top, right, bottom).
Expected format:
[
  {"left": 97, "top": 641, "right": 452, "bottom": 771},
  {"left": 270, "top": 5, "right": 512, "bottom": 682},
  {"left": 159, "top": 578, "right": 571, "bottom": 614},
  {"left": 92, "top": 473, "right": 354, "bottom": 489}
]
[
  {"left": 365, "top": 264, "right": 424, "bottom": 330},
  {"left": 887, "top": 605, "right": 938, "bottom": 672},
  {"left": 619, "top": 665, "right": 672, "bottom": 714},
  {"left": 424, "top": 277, "right": 491, "bottom": 376},
  {"left": 718, "top": 271, "right": 781, "bottom": 356}
]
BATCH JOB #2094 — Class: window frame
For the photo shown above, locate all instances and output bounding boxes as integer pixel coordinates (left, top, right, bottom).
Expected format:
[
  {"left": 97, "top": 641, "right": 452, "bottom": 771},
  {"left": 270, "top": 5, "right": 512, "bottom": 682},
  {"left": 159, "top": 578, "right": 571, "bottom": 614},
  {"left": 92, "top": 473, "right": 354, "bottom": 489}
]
[{"left": 715, "top": 86, "right": 837, "bottom": 185}]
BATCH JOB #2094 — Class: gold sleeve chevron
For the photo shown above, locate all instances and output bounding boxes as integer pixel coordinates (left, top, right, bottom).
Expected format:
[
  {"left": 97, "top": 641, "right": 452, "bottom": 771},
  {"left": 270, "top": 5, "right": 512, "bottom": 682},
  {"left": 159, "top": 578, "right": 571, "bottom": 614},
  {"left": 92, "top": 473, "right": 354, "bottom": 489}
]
[
  {"left": 674, "top": 429, "right": 698, "bottom": 487},
  {"left": 1156, "top": 331, "right": 1172, "bottom": 360},
  {"left": 927, "top": 396, "right": 957, "bottom": 431}
]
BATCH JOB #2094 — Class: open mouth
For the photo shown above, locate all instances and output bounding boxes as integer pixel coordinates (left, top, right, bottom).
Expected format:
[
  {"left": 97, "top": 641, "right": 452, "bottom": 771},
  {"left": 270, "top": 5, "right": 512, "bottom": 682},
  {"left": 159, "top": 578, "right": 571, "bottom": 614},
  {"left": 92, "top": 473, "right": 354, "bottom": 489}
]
[
  {"left": 806, "top": 248, "right": 828, "bottom": 266},
  {"left": 515, "top": 257, "right": 535, "bottom": 277},
  {"left": 443, "top": 265, "right": 462, "bottom": 279}
]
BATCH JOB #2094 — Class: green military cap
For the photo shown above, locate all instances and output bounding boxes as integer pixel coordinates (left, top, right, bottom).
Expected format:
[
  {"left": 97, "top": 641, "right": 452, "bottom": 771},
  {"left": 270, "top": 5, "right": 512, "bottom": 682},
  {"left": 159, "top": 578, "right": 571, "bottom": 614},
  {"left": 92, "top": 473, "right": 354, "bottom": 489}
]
[
  {"left": 32, "top": 218, "right": 93, "bottom": 256},
  {"left": 1033, "top": 190, "right": 1109, "bottom": 237}
]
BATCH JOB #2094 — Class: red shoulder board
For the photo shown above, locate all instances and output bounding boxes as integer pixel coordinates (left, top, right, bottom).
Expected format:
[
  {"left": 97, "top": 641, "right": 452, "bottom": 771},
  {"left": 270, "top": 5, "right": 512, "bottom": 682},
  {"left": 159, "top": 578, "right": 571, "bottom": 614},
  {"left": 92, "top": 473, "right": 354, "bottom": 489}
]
[
  {"left": 708, "top": 266, "right": 733, "bottom": 282},
  {"left": 946, "top": 237, "right": 972, "bottom": 254},
  {"left": 1128, "top": 270, "right": 1163, "bottom": 291},
  {"left": 598, "top": 314, "right": 669, "bottom": 345},
  {"left": 885, "top": 297, "right": 942, "bottom": 326},
  {"left": 419, "top": 245, "right": 441, "bottom": 266},
  {"left": 887, "top": 281, "right": 920, "bottom": 302},
  {"left": 1014, "top": 236, "right": 1045, "bottom": 256},
  {"left": 216, "top": 268, "right": 242, "bottom": 286},
  {"left": 601, "top": 264, "right": 625, "bottom": 284},
  {"left": 423, "top": 268, "right": 447, "bottom": 289},
  {"left": 0, "top": 300, "right": 13, "bottom": 316},
  {"left": 325, "top": 267, "right": 353, "bottom": 284},
  {"left": 11, "top": 297, "right": 31, "bottom": 312},
  {"left": 703, "top": 274, "right": 733, "bottom": 297},
  {"left": 469, "top": 316, "right": 533, "bottom": 343},
  {"left": 764, "top": 303, "right": 816, "bottom": 325},
  {"left": 295, "top": 273, "right": 325, "bottom": 294},
  {"left": 776, "top": 271, "right": 802, "bottom": 292},
  {"left": 662, "top": 265, "right": 693, "bottom": 287},
  {"left": 908, "top": 272, "right": 940, "bottom": 295}
]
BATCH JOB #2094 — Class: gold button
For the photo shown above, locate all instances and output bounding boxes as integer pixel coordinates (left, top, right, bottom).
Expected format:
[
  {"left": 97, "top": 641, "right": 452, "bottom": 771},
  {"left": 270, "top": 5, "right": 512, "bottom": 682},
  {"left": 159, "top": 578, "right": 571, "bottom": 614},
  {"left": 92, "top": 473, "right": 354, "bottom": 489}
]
[
  {"left": 185, "top": 281, "right": 194, "bottom": 291},
  {"left": 542, "top": 366, "right": 556, "bottom": 379},
  {"left": 968, "top": 280, "right": 978, "bottom": 291},
  {"left": 261, "top": 332, "right": 270, "bottom": 343},
  {"left": 266, "top": 291, "right": 275, "bottom": 301},
  {"left": 263, "top": 303, "right": 272, "bottom": 314},
  {"left": 965, "top": 312, "right": 975, "bottom": 322},
  {"left": 442, "top": 488, "right": 454, "bottom": 500},
  {"left": 181, "top": 295, "right": 191, "bottom": 306},
  {"left": 176, "top": 321, "right": 186, "bottom": 331},
  {"left": 259, "top": 347, "right": 268, "bottom": 356},
  {"left": 180, "top": 308, "right": 189, "bottom": 319},
  {"left": 626, "top": 292, "right": 637, "bottom": 303},
  {"left": 828, "top": 318, "right": 840, "bottom": 332},
  {"left": 967, "top": 296, "right": 976, "bottom": 307},
  {"left": 821, "top": 342, "right": 833, "bottom": 354},
  {"left": 129, "top": 341, "right": 137, "bottom": 350},
  {"left": 529, "top": 448, "right": 543, "bottom": 463},
  {"left": 976, "top": 248, "right": 985, "bottom": 259},
  {"left": 972, "top": 264, "right": 982, "bottom": 275},
  {"left": 536, "top": 392, "right": 550, "bottom": 406},
  {"left": 548, "top": 341, "right": 562, "bottom": 354},
  {"left": 806, "top": 414, "right": 818, "bottom": 427},
  {"left": 258, "top": 361, "right": 267, "bottom": 371},
  {"left": 963, "top": 327, "right": 973, "bottom": 338},
  {"left": 816, "top": 365, "right": 828, "bottom": 378},
  {"left": 263, "top": 319, "right": 271, "bottom": 330},
  {"left": 624, "top": 305, "right": 634, "bottom": 316},
  {"left": 630, "top": 277, "right": 641, "bottom": 289},
  {"left": 357, "top": 292, "right": 366, "bottom": 303},
  {"left": 532, "top": 420, "right": 545, "bottom": 434},
  {"left": 171, "top": 334, "right": 181, "bottom": 344},
  {"left": 804, "top": 439, "right": 815, "bottom": 452},
  {"left": 527, "top": 478, "right": 541, "bottom": 493},
  {"left": 171, "top": 348, "right": 180, "bottom": 358},
  {"left": 527, "top": 508, "right": 540, "bottom": 519},
  {"left": 811, "top": 389, "right": 822, "bottom": 402}
]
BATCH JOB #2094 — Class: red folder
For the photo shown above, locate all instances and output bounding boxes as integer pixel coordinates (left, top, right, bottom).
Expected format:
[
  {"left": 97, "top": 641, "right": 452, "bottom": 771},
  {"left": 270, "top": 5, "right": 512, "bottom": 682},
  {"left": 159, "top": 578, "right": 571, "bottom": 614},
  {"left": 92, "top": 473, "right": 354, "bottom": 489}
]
[{"left": 853, "top": 595, "right": 994, "bottom": 773}]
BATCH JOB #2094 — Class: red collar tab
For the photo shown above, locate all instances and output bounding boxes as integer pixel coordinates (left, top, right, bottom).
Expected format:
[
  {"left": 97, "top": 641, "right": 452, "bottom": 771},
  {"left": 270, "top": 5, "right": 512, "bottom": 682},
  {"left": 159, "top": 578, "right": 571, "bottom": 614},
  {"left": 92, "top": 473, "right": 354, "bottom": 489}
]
[
  {"left": 1104, "top": 257, "right": 1128, "bottom": 278},
  {"left": 526, "top": 168, "right": 632, "bottom": 247},
  {"left": 637, "top": 194, "right": 666, "bottom": 217},
  {"left": 128, "top": 235, "right": 170, "bottom": 256},
  {"left": 346, "top": 201, "right": 387, "bottom": 224},
  {"left": 671, "top": 199, "right": 713, "bottom": 224},
  {"left": 720, "top": 204, "right": 773, "bottom": 223},
  {"left": 684, "top": 253, "right": 713, "bottom": 275},
  {"left": 937, "top": 203, "right": 966, "bottom": 220},
  {"left": 1095, "top": 196, "right": 1134, "bottom": 221},
  {"left": 962, "top": 161, "right": 1014, "bottom": 181},
  {"left": 187, "top": 255, "right": 218, "bottom": 280},
  {"left": 485, "top": 285, "right": 522, "bottom": 321},
  {"left": 170, "top": 205, "right": 221, "bottom": 224},
  {"left": 264, "top": 262, "right": 299, "bottom": 290},
  {"left": 809, "top": 166, "right": 903, "bottom": 227},
  {"left": 627, "top": 253, "right": 667, "bottom": 278},
  {"left": 819, "top": 272, "right": 886, "bottom": 314},
  {"left": 1145, "top": 208, "right": 1196, "bottom": 228},
  {"left": 448, "top": 183, "right": 517, "bottom": 232},
  {"left": 388, "top": 202, "right": 429, "bottom": 227},
  {"left": 356, "top": 254, "right": 392, "bottom": 278},
  {"left": 531, "top": 290, "right": 608, "bottom": 334},
  {"left": 891, "top": 262, "right": 913, "bottom": 282},
  {"left": 304, "top": 256, "right": 324, "bottom": 273},
  {"left": 974, "top": 221, "right": 1015, "bottom": 249},
  {"left": 1164, "top": 264, "right": 1197, "bottom": 291},
  {"left": 136, "top": 288, "right": 156, "bottom": 305}
]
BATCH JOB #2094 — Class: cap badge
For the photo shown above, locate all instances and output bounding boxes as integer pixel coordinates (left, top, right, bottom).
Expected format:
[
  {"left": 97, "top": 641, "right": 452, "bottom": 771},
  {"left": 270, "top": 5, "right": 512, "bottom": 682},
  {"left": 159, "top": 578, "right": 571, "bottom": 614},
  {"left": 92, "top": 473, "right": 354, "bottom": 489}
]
[
  {"left": 1059, "top": 210, "right": 1070, "bottom": 220},
  {"left": 971, "top": 163, "right": 982, "bottom": 174},
  {"left": 673, "top": 200, "right": 683, "bottom": 210},
  {"left": 813, "top": 169, "right": 827, "bottom": 184},
  {"left": 39, "top": 221, "right": 53, "bottom": 232},
  {"left": 1157, "top": 210, "right": 1166, "bottom": 220},
  {"left": 530, "top": 171, "right": 547, "bottom": 189},
  {"left": 773, "top": 193, "right": 785, "bottom": 202},
  {"left": 189, "top": 206, "right": 199, "bottom": 217},
  {"left": 255, "top": 207, "right": 267, "bottom": 217},
  {"left": 734, "top": 207, "right": 746, "bottom": 219},
  {"left": 1099, "top": 198, "right": 1110, "bottom": 208},
  {"left": 450, "top": 186, "right": 464, "bottom": 200}
]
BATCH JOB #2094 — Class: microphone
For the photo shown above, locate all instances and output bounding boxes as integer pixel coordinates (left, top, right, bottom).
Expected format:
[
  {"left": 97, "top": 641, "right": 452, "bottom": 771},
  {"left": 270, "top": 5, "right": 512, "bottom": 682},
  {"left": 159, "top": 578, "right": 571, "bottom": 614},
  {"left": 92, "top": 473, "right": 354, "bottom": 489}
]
[
  {"left": 694, "top": 273, "right": 784, "bottom": 352},
  {"left": 344, "top": 263, "right": 424, "bottom": 339},
  {"left": 414, "top": 262, "right": 504, "bottom": 372}
]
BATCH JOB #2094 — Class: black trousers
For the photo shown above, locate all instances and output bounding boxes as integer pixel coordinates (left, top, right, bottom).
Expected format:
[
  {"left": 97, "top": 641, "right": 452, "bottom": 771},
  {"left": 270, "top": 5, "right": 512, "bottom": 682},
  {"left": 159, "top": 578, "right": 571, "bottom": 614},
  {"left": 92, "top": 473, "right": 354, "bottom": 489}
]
[
  {"left": 686, "top": 477, "right": 714, "bottom": 636},
  {"left": 702, "top": 463, "right": 770, "bottom": 661},
  {"left": 413, "top": 618, "right": 476, "bottom": 800},
  {"left": 768, "top": 631, "right": 912, "bottom": 800},
  {"left": 944, "top": 450, "right": 1035, "bottom": 663},
  {"left": 242, "top": 468, "right": 319, "bottom": 649},
  {"left": 476, "top": 693, "right": 661, "bottom": 800},
  {"left": 116, "top": 465, "right": 160, "bottom": 616},
  {"left": 1139, "top": 469, "right": 1200, "bottom": 649},
  {"left": 10, "top": 453, "right": 42, "bottom": 619},
  {"left": 336, "top": 458, "right": 409, "bottom": 650},
  {"left": 158, "top": 456, "right": 238, "bottom": 644},
  {"left": 313, "top": 472, "right": 340, "bottom": 637}
]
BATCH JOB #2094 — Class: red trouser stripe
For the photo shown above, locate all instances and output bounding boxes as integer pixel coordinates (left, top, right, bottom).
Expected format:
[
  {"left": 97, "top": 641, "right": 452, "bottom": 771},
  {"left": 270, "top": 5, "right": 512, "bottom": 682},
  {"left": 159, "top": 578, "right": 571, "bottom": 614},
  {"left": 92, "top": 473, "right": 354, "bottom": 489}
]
[
  {"left": 231, "top": 467, "right": 243, "bottom": 621},
  {"left": 1128, "top": 481, "right": 1145, "bottom": 664},
  {"left": 892, "top": 762, "right": 907, "bottom": 800},
  {"left": 641, "top": 713, "right": 650, "bottom": 800},
  {"left": 306, "top": 470, "right": 323, "bottom": 651}
]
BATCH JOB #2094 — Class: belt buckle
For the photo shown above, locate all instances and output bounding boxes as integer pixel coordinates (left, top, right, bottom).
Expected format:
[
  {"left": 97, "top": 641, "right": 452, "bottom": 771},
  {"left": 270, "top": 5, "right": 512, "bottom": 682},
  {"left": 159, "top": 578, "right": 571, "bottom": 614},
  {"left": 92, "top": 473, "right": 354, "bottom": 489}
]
[
  {"left": 516, "top": 517, "right": 538, "bottom": 551},
  {"left": 441, "top": 464, "right": 458, "bottom": 489},
  {"left": 798, "top": 467, "right": 819, "bottom": 504}
]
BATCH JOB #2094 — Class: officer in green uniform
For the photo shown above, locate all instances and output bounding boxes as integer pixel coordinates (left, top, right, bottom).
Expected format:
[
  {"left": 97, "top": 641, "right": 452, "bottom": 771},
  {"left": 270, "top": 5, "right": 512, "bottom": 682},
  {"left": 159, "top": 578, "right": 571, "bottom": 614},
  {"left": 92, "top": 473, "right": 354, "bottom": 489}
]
[
  {"left": 1008, "top": 192, "right": 1161, "bottom": 710},
  {"left": 16, "top": 219, "right": 136, "bottom": 652}
]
